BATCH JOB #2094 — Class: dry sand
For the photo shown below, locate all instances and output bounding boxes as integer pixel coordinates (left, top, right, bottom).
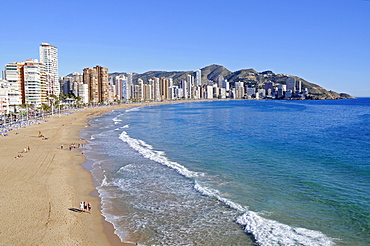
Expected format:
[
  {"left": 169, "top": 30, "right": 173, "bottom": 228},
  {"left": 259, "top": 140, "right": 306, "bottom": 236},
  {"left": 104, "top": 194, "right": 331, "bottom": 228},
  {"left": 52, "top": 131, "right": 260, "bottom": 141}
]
[{"left": 0, "top": 104, "right": 143, "bottom": 245}]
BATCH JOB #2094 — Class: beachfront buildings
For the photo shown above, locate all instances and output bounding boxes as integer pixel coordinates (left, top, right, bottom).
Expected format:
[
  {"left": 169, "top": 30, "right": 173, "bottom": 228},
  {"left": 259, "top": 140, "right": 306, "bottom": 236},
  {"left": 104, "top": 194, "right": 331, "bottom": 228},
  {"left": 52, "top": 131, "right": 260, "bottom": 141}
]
[
  {"left": 0, "top": 80, "right": 9, "bottom": 114},
  {"left": 106, "top": 73, "right": 309, "bottom": 103},
  {"left": 0, "top": 43, "right": 59, "bottom": 112},
  {"left": 3, "top": 59, "right": 47, "bottom": 109},
  {"left": 0, "top": 42, "right": 311, "bottom": 109},
  {"left": 22, "top": 59, "right": 46, "bottom": 106},
  {"left": 2, "top": 63, "right": 23, "bottom": 109},
  {"left": 83, "top": 65, "right": 110, "bottom": 104},
  {"left": 40, "top": 43, "right": 59, "bottom": 96}
]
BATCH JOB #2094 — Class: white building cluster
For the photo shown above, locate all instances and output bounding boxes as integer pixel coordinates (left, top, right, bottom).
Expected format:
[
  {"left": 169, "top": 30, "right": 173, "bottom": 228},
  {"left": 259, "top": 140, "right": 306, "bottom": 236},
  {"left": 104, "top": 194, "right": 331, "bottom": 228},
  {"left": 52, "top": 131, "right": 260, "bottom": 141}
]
[
  {"left": 100, "top": 72, "right": 309, "bottom": 102},
  {"left": 262, "top": 78, "right": 309, "bottom": 99},
  {"left": 1, "top": 43, "right": 59, "bottom": 113}
]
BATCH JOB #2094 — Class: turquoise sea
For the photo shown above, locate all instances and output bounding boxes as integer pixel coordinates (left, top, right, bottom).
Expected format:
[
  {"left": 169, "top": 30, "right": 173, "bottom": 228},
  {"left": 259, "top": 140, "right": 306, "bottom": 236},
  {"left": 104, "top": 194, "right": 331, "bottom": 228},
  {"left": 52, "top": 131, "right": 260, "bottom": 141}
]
[{"left": 81, "top": 98, "right": 370, "bottom": 246}]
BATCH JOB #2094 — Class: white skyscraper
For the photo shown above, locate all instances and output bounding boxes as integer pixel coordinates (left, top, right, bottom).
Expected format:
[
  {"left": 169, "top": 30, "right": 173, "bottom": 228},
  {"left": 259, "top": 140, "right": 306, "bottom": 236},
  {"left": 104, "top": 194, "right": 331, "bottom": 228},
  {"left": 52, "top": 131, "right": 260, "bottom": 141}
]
[
  {"left": 39, "top": 43, "right": 59, "bottom": 96},
  {"left": 196, "top": 69, "right": 202, "bottom": 86}
]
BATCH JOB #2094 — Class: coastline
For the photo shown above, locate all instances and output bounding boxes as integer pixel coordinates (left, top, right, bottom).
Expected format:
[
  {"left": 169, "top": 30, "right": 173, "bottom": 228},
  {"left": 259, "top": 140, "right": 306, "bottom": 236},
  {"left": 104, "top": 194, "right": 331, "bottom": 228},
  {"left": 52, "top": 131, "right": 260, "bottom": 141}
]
[{"left": 0, "top": 100, "right": 199, "bottom": 245}]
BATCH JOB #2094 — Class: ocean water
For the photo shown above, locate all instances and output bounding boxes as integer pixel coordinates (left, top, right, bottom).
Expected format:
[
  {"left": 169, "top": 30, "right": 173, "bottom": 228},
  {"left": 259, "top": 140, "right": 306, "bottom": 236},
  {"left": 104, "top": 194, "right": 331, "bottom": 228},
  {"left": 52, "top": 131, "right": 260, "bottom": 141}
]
[{"left": 81, "top": 98, "right": 370, "bottom": 246}]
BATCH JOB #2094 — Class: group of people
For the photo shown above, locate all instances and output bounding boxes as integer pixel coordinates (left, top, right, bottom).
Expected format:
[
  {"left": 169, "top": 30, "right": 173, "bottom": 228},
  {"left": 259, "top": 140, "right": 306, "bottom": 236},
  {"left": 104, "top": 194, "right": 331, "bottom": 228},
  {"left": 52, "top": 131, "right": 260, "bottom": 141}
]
[
  {"left": 61, "top": 143, "right": 85, "bottom": 154},
  {"left": 79, "top": 201, "right": 92, "bottom": 213}
]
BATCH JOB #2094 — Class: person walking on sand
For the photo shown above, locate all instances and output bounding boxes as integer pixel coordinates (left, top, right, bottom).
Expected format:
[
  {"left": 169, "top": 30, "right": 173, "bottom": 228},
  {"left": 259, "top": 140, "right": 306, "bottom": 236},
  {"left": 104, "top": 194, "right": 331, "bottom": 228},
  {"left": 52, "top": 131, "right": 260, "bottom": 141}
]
[
  {"left": 88, "top": 203, "right": 92, "bottom": 213},
  {"left": 80, "top": 201, "right": 84, "bottom": 212}
]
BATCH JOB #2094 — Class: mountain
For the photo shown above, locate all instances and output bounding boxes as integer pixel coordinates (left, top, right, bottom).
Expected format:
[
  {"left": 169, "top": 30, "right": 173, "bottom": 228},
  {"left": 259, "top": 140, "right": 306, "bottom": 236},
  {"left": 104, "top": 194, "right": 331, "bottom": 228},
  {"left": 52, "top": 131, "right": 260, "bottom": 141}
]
[{"left": 110, "top": 65, "right": 354, "bottom": 99}]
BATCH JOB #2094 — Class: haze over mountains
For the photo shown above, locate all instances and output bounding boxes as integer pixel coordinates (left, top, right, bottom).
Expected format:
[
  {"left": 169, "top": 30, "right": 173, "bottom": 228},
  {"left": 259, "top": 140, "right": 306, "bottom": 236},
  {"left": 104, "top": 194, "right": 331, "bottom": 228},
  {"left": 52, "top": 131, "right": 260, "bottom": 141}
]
[{"left": 110, "top": 64, "right": 353, "bottom": 99}]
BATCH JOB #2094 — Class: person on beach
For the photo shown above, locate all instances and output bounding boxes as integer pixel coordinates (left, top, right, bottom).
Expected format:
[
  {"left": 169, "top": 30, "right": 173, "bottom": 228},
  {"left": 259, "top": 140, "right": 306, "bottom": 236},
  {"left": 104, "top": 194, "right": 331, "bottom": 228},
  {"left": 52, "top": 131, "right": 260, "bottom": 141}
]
[
  {"left": 88, "top": 203, "right": 91, "bottom": 213},
  {"left": 84, "top": 201, "right": 87, "bottom": 211},
  {"left": 80, "top": 201, "right": 84, "bottom": 212}
]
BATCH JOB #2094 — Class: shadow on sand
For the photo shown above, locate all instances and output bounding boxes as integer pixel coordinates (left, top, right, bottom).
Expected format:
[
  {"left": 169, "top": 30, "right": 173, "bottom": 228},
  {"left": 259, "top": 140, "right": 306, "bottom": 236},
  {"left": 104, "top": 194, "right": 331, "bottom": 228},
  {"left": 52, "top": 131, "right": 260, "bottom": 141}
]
[{"left": 68, "top": 208, "right": 85, "bottom": 213}]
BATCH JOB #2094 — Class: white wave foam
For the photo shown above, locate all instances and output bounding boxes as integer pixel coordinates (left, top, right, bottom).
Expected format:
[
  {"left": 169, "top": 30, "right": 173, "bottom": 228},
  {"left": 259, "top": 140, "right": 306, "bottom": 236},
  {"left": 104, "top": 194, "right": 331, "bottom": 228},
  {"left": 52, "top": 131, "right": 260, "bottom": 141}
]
[
  {"left": 125, "top": 107, "right": 141, "bottom": 112},
  {"left": 119, "top": 131, "right": 201, "bottom": 178},
  {"left": 194, "top": 182, "right": 247, "bottom": 212},
  {"left": 116, "top": 164, "right": 136, "bottom": 174},
  {"left": 100, "top": 175, "right": 110, "bottom": 187},
  {"left": 236, "top": 211, "right": 335, "bottom": 246},
  {"left": 112, "top": 116, "right": 122, "bottom": 122},
  {"left": 122, "top": 125, "right": 129, "bottom": 128},
  {"left": 117, "top": 130, "right": 335, "bottom": 246}
]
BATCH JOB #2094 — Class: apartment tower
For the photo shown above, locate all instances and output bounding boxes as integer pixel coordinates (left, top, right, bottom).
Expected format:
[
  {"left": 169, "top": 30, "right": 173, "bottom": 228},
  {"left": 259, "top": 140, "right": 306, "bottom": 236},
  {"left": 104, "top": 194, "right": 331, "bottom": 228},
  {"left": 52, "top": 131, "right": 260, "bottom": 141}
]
[
  {"left": 39, "top": 43, "right": 59, "bottom": 96},
  {"left": 83, "top": 65, "right": 109, "bottom": 103}
]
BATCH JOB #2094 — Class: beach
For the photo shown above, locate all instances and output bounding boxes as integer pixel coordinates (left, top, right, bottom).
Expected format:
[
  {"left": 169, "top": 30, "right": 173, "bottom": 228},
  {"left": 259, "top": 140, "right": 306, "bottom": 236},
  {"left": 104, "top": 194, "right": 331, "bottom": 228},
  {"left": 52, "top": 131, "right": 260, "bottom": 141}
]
[
  {"left": 0, "top": 105, "right": 141, "bottom": 245},
  {"left": 0, "top": 100, "right": 202, "bottom": 245}
]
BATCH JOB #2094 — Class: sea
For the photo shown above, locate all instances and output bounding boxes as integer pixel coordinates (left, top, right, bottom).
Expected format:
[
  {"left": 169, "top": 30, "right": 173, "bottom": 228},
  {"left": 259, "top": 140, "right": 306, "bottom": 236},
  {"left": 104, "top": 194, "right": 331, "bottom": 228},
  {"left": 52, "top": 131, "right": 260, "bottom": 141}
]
[{"left": 81, "top": 98, "right": 370, "bottom": 246}]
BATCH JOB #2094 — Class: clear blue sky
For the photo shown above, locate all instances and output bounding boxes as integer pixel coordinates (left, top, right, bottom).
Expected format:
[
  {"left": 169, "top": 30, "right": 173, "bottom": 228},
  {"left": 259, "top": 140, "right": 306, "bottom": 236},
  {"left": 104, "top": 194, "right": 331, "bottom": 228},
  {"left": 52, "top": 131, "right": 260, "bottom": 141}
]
[{"left": 1, "top": 0, "right": 369, "bottom": 96}]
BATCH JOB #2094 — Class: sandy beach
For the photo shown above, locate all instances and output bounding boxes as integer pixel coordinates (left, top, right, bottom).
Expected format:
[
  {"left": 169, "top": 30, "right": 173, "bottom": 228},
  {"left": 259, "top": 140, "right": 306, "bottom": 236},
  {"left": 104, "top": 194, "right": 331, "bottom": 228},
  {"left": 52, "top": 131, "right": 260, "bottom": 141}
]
[{"left": 0, "top": 104, "right": 145, "bottom": 245}]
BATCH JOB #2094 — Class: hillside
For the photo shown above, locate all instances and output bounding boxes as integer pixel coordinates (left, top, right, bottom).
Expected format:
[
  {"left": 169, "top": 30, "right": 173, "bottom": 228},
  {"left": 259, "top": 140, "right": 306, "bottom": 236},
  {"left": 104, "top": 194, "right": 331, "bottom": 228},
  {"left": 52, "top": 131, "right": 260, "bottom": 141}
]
[{"left": 110, "top": 64, "right": 354, "bottom": 100}]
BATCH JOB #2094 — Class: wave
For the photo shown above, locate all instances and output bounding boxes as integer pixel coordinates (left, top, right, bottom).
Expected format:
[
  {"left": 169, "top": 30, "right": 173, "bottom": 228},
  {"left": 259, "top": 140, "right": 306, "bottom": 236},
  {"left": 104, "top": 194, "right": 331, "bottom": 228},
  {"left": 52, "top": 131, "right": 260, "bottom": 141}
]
[
  {"left": 125, "top": 107, "right": 141, "bottom": 112},
  {"left": 236, "top": 211, "right": 335, "bottom": 246},
  {"left": 112, "top": 115, "right": 123, "bottom": 125},
  {"left": 117, "top": 130, "right": 336, "bottom": 246},
  {"left": 119, "top": 131, "right": 201, "bottom": 178},
  {"left": 194, "top": 181, "right": 247, "bottom": 212}
]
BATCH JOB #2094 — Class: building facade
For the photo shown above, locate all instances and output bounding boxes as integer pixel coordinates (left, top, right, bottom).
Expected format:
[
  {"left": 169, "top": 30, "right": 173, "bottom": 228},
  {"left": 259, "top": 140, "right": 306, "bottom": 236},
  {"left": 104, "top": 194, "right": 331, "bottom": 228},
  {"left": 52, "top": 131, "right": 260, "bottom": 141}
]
[{"left": 39, "top": 43, "right": 59, "bottom": 96}]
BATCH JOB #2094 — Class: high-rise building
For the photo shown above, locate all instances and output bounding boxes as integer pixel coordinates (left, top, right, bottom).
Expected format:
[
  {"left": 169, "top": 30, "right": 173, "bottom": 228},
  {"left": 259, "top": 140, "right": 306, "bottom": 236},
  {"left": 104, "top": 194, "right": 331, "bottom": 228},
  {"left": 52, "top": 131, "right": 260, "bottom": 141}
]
[
  {"left": 83, "top": 68, "right": 98, "bottom": 103},
  {"left": 96, "top": 65, "right": 109, "bottom": 102},
  {"left": 39, "top": 43, "right": 59, "bottom": 96},
  {"left": 286, "top": 77, "right": 296, "bottom": 92},
  {"left": 277, "top": 84, "right": 286, "bottom": 98},
  {"left": 181, "top": 80, "right": 188, "bottom": 99},
  {"left": 0, "top": 80, "right": 9, "bottom": 113},
  {"left": 286, "top": 77, "right": 302, "bottom": 94},
  {"left": 60, "top": 72, "right": 83, "bottom": 95},
  {"left": 3, "top": 62, "right": 23, "bottom": 109},
  {"left": 217, "top": 75, "right": 224, "bottom": 88},
  {"left": 83, "top": 65, "right": 109, "bottom": 103},
  {"left": 4, "top": 60, "right": 46, "bottom": 107},
  {"left": 138, "top": 78, "right": 144, "bottom": 101},
  {"left": 264, "top": 81, "right": 274, "bottom": 96},
  {"left": 160, "top": 77, "right": 169, "bottom": 100},
  {"left": 196, "top": 69, "right": 202, "bottom": 86},
  {"left": 23, "top": 59, "right": 45, "bottom": 106}
]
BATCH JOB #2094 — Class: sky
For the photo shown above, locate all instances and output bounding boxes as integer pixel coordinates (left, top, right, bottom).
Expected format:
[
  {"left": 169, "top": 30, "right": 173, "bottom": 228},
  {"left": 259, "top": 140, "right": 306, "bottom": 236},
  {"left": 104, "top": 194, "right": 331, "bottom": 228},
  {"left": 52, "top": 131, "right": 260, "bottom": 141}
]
[{"left": 0, "top": 0, "right": 369, "bottom": 97}]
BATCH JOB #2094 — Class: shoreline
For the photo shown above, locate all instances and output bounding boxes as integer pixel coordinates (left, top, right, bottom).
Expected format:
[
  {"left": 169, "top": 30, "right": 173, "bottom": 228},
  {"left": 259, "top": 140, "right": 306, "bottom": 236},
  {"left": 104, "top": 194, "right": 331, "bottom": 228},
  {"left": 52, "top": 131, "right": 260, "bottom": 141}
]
[{"left": 0, "top": 100, "right": 199, "bottom": 245}]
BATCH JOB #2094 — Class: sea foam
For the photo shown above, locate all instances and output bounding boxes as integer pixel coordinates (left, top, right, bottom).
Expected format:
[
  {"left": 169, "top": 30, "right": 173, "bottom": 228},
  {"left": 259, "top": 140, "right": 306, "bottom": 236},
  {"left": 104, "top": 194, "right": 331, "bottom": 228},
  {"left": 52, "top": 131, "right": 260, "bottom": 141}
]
[
  {"left": 236, "top": 211, "right": 335, "bottom": 246},
  {"left": 118, "top": 130, "right": 335, "bottom": 246},
  {"left": 119, "top": 131, "right": 201, "bottom": 178}
]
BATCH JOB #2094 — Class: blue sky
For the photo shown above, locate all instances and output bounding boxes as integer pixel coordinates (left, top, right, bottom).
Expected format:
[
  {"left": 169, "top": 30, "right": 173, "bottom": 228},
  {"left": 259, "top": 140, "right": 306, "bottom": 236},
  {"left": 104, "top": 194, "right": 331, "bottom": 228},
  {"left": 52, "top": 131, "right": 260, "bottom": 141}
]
[{"left": 1, "top": 0, "right": 369, "bottom": 96}]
